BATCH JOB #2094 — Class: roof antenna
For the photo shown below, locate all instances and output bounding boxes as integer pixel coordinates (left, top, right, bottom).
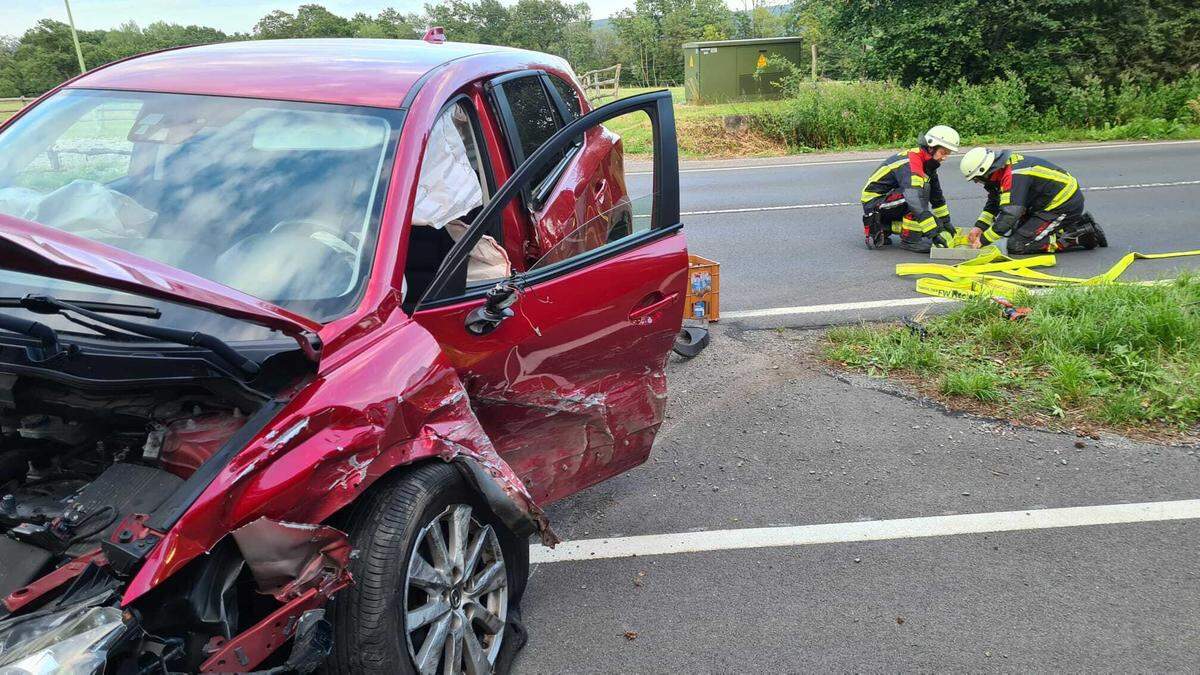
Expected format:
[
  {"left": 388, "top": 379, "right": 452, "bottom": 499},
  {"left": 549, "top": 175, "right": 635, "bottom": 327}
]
[{"left": 422, "top": 27, "right": 446, "bottom": 44}]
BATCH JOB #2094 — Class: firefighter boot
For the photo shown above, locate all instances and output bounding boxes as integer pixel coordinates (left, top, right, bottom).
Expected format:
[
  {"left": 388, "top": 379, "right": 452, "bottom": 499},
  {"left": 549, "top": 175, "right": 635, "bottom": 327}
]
[
  {"left": 863, "top": 213, "right": 890, "bottom": 249},
  {"left": 1058, "top": 213, "right": 1108, "bottom": 251},
  {"left": 898, "top": 229, "right": 931, "bottom": 253}
]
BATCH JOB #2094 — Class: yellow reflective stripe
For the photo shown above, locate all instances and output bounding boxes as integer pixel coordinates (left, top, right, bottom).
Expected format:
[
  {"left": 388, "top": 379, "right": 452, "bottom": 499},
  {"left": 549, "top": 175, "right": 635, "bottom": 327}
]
[
  {"left": 999, "top": 192, "right": 1011, "bottom": 206},
  {"left": 861, "top": 190, "right": 883, "bottom": 203},
  {"left": 890, "top": 222, "right": 904, "bottom": 234},
  {"left": 932, "top": 204, "right": 950, "bottom": 218},
  {"left": 1008, "top": 153, "right": 1023, "bottom": 164},
  {"left": 911, "top": 174, "right": 926, "bottom": 188},
  {"left": 1013, "top": 166, "right": 1078, "bottom": 211},
  {"left": 983, "top": 227, "right": 1003, "bottom": 243},
  {"left": 905, "top": 216, "right": 937, "bottom": 232},
  {"left": 864, "top": 158, "right": 908, "bottom": 186},
  {"left": 976, "top": 210, "right": 995, "bottom": 226}
]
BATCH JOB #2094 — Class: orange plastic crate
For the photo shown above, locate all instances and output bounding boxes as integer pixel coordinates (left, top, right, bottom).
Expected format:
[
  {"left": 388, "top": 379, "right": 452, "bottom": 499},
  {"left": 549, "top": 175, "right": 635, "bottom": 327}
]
[{"left": 684, "top": 254, "right": 720, "bottom": 322}]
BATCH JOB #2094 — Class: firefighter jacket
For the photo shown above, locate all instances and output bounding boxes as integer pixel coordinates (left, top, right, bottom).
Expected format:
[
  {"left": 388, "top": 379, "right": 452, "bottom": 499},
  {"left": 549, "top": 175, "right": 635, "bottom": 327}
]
[
  {"left": 860, "top": 146, "right": 950, "bottom": 233},
  {"left": 974, "top": 152, "right": 1081, "bottom": 243}
]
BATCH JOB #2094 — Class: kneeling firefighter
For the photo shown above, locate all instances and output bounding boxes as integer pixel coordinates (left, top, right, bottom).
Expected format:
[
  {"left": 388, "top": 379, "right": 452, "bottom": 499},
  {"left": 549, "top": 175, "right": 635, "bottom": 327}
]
[
  {"left": 860, "top": 125, "right": 960, "bottom": 253},
  {"left": 960, "top": 147, "right": 1108, "bottom": 253}
]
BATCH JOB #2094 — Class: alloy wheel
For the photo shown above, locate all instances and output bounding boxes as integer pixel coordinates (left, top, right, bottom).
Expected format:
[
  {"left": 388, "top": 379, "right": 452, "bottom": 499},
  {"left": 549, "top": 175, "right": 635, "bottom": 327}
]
[{"left": 404, "top": 504, "right": 508, "bottom": 675}]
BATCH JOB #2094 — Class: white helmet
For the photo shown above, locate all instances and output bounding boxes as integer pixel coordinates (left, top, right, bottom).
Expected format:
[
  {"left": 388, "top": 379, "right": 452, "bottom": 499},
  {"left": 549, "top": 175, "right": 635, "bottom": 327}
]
[
  {"left": 923, "top": 125, "right": 960, "bottom": 152},
  {"left": 960, "top": 146, "right": 996, "bottom": 180}
]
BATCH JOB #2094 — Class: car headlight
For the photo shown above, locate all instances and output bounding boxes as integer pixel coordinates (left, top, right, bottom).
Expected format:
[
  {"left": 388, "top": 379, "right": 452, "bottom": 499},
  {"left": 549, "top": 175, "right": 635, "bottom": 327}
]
[{"left": 0, "top": 604, "right": 126, "bottom": 675}]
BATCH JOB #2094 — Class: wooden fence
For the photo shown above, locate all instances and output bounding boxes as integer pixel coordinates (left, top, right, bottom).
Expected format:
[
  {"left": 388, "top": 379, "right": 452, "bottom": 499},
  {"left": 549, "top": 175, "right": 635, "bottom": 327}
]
[{"left": 580, "top": 64, "right": 621, "bottom": 105}]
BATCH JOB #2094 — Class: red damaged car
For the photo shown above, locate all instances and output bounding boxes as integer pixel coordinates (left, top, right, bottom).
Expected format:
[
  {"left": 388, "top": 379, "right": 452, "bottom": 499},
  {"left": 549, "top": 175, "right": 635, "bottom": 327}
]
[{"left": 0, "top": 37, "right": 685, "bottom": 673}]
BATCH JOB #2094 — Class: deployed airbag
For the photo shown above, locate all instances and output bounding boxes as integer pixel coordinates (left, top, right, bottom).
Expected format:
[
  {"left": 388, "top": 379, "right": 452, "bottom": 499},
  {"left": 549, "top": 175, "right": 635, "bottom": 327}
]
[
  {"left": 410, "top": 107, "right": 483, "bottom": 231},
  {"left": 0, "top": 180, "right": 156, "bottom": 237}
]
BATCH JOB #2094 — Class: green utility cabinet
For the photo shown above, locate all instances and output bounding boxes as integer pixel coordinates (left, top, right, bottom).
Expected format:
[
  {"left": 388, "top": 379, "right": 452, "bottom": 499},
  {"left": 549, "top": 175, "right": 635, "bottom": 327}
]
[{"left": 682, "top": 37, "right": 803, "bottom": 104}]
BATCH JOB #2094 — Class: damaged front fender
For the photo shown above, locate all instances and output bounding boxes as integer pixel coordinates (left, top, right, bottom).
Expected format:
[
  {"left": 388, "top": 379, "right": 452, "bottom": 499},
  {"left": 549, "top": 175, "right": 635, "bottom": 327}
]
[{"left": 125, "top": 317, "right": 553, "bottom": 605}]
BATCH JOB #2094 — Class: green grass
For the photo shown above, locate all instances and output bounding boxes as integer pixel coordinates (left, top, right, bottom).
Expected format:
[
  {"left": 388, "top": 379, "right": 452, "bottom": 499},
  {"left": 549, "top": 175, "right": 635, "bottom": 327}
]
[
  {"left": 0, "top": 100, "right": 23, "bottom": 124},
  {"left": 604, "top": 75, "right": 1200, "bottom": 159},
  {"left": 825, "top": 277, "right": 1200, "bottom": 435}
]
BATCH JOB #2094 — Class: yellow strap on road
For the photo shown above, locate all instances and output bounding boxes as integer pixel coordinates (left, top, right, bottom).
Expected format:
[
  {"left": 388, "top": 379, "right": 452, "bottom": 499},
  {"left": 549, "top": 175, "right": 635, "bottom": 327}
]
[
  {"left": 897, "top": 248, "right": 1200, "bottom": 300},
  {"left": 914, "top": 276, "right": 1027, "bottom": 299},
  {"left": 1093, "top": 250, "right": 1200, "bottom": 283}
]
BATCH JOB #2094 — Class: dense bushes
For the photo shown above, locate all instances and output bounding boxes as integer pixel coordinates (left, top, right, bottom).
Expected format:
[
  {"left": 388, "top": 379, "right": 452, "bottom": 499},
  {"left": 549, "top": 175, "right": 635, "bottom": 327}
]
[
  {"left": 745, "top": 72, "right": 1200, "bottom": 151},
  {"left": 816, "top": 0, "right": 1200, "bottom": 105}
]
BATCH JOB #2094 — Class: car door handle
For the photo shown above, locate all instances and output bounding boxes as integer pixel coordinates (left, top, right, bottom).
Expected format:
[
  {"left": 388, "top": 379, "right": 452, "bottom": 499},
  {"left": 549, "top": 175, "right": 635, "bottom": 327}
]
[{"left": 628, "top": 292, "right": 679, "bottom": 321}]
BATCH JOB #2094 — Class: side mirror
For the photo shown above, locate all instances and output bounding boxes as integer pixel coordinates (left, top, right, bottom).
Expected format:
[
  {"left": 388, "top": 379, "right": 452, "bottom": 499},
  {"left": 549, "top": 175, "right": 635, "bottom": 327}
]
[{"left": 465, "top": 279, "right": 519, "bottom": 335}]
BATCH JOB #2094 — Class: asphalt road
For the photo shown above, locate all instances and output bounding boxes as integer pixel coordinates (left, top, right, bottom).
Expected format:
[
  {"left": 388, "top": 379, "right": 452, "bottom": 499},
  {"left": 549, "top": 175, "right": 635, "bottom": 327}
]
[
  {"left": 631, "top": 139, "right": 1200, "bottom": 326},
  {"left": 515, "top": 327, "right": 1200, "bottom": 673},
  {"left": 512, "top": 141, "right": 1200, "bottom": 673}
]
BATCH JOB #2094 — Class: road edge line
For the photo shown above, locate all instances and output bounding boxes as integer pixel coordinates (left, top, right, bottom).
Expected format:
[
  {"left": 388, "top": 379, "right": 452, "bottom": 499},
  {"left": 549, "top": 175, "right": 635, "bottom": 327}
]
[{"left": 531, "top": 499, "right": 1200, "bottom": 563}]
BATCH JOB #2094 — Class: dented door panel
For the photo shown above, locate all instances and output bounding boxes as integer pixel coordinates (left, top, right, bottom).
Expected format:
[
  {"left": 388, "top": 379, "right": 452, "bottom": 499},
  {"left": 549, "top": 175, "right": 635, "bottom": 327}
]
[{"left": 415, "top": 233, "right": 687, "bottom": 503}]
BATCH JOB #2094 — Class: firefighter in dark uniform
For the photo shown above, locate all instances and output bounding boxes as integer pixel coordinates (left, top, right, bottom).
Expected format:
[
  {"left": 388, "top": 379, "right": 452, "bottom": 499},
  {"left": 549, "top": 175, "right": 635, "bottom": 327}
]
[
  {"left": 860, "top": 125, "right": 960, "bottom": 253},
  {"left": 960, "top": 147, "right": 1107, "bottom": 253}
]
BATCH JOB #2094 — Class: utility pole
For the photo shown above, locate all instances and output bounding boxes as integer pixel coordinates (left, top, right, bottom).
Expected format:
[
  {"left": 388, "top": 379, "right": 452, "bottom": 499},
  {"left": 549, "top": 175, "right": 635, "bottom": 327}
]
[{"left": 63, "top": 0, "right": 87, "bottom": 75}]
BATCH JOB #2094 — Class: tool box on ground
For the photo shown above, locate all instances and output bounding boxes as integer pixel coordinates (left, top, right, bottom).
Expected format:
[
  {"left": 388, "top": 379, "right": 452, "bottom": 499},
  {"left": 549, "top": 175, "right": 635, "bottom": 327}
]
[{"left": 684, "top": 254, "right": 720, "bottom": 321}]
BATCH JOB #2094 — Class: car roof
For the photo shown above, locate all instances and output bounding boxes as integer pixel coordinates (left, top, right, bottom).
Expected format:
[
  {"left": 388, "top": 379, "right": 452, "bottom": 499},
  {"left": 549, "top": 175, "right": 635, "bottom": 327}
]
[{"left": 67, "top": 39, "right": 527, "bottom": 109}]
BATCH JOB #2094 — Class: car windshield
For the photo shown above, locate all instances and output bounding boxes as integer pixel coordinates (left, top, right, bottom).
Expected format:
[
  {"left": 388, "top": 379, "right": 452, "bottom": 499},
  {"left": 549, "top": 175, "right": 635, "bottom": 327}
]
[{"left": 0, "top": 89, "right": 399, "bottom": 341}]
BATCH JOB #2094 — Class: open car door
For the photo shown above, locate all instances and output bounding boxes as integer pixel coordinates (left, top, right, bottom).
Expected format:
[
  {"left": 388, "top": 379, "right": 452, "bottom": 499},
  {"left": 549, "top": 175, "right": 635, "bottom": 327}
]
[{"left": 412, "top": 91, "right": 686, "bottom": 504}]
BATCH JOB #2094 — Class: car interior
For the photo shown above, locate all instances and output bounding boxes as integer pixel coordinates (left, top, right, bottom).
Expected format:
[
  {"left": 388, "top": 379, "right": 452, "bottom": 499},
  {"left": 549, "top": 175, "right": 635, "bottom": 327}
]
[{"left": 402, "top": 100, "right": 511, "bottom": 311}]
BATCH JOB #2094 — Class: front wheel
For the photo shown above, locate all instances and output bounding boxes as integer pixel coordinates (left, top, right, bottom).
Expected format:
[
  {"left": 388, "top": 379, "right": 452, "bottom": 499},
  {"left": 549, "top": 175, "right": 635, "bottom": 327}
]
[{"left": 326, "top": 463, "right": 528, "bottom": 675}]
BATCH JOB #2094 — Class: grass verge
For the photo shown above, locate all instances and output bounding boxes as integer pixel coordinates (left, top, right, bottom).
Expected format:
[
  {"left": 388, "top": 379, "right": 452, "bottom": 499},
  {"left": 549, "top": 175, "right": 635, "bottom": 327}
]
[
  {"left": 608, "top": 76, "right": 1200, "bottom": 159},
  {"left": 825, "top": 277, "right": 1200, "bottom": 439}
]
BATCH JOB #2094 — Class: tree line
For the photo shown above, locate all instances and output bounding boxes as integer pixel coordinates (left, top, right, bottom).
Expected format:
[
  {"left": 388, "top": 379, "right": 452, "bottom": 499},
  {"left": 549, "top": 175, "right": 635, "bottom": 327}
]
[{"left": 2, "top": 0, "right": 1197, "bottom": 107}]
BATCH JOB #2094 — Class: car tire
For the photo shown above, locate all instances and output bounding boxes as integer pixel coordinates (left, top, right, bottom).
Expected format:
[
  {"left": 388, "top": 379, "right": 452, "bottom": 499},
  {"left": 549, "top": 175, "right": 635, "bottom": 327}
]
[{"left": 326, "top": 462, "right": 529, "bottom": 675}]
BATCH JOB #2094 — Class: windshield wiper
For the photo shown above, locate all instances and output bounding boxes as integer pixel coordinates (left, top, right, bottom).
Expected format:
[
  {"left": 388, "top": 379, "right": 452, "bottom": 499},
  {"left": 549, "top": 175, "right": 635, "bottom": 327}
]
[
  {"left": 0, "top": 312, "right": 67, "bottom": 361},
  {"left": 0, "top": 297, "right": 161, "bottom": 318},
  {"left": 3, "top": 294, "right": 260, "bottom": 378}
]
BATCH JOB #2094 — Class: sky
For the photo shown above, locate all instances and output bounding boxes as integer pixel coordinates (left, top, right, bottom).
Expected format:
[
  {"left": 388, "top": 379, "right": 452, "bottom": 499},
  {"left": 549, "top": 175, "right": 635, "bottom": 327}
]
[{"left": 1, "top": 0, "right": 650, "bottom": 37}]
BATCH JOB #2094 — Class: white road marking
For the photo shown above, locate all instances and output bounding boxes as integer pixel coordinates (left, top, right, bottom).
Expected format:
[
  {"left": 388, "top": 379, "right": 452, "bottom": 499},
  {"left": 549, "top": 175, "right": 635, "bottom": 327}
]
[
  {"left": 530, "top": 498, "right": 1200, "bottom": 564},
  {"left": 684, "top": 201, "right": 853, "bottom": 215},
  {"left": 1088, "top": 179, "right": 1200, "bottom": 191},
  {"left": 628, "top": 139, "right": 1200, "bottom": 176},
  {"left": 680, "top": 178, "right": 1200, "bottom": 216},
  {"left": 722, "top": 296, "right": 954, "bottom": 319}
]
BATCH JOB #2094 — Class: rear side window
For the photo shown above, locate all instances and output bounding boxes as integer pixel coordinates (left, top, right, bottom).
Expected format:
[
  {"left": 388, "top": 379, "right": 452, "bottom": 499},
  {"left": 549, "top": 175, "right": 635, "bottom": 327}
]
[
  {"left": 490, "top": 72, "right": 591, "bottom": 207},
  {"left": 500, "top": 75, "right": 562, "bottom": 189},
  {"left": 548, "top": 75, "right": 582, "bottom": 121}
]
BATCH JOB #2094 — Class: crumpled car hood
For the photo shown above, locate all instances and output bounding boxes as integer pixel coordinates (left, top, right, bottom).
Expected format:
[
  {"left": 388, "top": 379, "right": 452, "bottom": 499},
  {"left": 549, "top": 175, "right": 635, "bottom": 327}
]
[{"left": 0, "top": 213, "right": 322, "bottom": 357}]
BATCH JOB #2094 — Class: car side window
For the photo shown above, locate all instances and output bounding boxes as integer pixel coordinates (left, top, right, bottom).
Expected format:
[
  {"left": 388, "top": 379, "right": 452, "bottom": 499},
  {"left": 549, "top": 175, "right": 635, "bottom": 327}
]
[
  {"left": 497, "top": 75, "right": 563, "bottom": 190},
  {"left": 547, "top": 75, "right": 582, "bottom": 121},
  {"left": 415, "top": 90, "right": 679, "bottom": 310},
  {"left": 527, "top": 107, "right": 658, "bottom": 272}
]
